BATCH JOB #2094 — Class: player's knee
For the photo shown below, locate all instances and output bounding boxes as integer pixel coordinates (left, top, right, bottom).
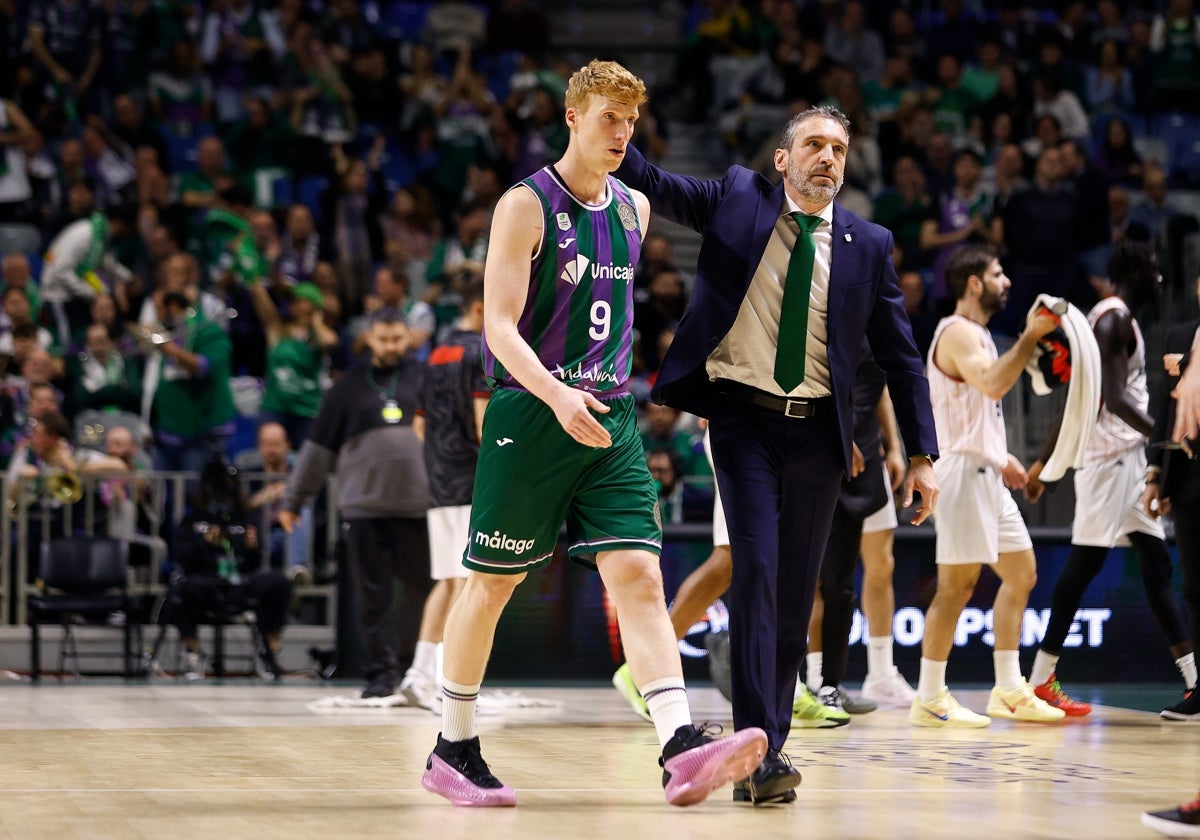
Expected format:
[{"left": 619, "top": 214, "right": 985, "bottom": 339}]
[
  {"left": 604, "top": 553, "right": 665, "bottom": 600},
  {"left": 463, "top": 571, "right": 523, "bottom": 612}
]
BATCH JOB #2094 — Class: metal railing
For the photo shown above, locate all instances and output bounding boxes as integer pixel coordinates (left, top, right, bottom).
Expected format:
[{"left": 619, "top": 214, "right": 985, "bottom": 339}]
[{"left": 2, "top": 470, "right": 340, "bottom": 627}]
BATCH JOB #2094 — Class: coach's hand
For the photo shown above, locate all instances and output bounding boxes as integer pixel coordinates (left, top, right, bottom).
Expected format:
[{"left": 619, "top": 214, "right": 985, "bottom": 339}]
[
  {"left": 903, "top": 456, "right": 939, "bottom": 526},
  {"left": 549, "top": 386, "right": 612, "bottom": 448}
]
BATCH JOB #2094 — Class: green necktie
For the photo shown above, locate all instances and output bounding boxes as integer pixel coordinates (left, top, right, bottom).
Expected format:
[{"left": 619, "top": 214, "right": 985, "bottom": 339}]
[{"left": 774, "top": 212, "right": 823, "bottom": 393}]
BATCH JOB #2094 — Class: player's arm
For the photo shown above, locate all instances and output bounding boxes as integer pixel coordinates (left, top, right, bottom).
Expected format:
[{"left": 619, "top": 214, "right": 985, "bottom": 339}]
[
  {"left": 484, "top": 187, "right": 612, "bottom": 448},
  {"left": 936, "top": 313, "right": 1057, "bottom": 400},
  {"left": 876, "top": 387, "right": 906, "bottom": 491},
  {"left": 1094, "top": 309, "right": 1154, "bottom": 437},
  {"left": 1173, "top": 325, "right": 1200, "bottom": 441},
  {"left": 472, "top": 396, "right": 488, "bottom": 443}
]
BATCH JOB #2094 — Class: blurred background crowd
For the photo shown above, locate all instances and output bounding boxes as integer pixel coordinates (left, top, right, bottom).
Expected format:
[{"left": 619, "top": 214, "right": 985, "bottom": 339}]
[{"left": 0, "top": 0, "right": 1197, "bottom": 569}]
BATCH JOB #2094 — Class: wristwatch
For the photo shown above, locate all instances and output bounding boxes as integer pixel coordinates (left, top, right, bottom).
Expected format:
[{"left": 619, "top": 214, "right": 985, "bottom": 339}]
[{"left": 911, "top": 453, "right": 935, "bottom": 467}]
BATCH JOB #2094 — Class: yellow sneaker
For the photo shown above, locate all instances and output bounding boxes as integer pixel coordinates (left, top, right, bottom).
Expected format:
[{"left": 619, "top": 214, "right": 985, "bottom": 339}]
[
  {"left": 791, "top": 684, "right": 850, "bottom": 728},
  {"left": 986, "top": 683, "right": 1067, "bottom": 723},
  {"left": 908, "top": 687, "right": 991, "bottom": 728},
  {"left": 611, "top": 663, "right": 652, "bottom": 722}
]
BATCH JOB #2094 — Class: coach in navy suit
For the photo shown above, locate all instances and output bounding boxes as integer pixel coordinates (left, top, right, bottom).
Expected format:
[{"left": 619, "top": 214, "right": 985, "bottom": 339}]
[{"left": 618, "top": 105, "right": 939, "bottom": 802}]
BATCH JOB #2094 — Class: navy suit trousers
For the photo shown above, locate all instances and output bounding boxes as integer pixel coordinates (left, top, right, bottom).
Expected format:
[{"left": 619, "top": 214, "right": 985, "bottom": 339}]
[{"left": 710, "top": 402, "right": 843, "bottom": 749}]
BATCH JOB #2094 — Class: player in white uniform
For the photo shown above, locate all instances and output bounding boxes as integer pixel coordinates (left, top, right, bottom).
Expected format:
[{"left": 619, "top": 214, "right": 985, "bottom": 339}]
[
  {"left": 912, "top": 245, "right": 1065, "bottom": 727},
  {"left": 1024, "top": 240, "right": 1194, "bottom": 716}
]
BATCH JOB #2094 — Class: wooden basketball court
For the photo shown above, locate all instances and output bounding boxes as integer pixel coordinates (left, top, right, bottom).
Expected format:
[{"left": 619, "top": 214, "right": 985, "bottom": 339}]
[{"left": 0, "top": 681, "right": 1192, "bottom": 839}]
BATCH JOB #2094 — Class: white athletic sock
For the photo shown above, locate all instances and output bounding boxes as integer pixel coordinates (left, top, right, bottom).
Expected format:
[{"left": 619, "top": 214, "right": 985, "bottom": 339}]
[
  {"left": 993, "top": 649, "right": 1024, "bottom": 691},
  {"left": 806, "top": 651, "right": 823, "bottom": 692},
  {"left": 413, "top": 640, "right": 437, "bottom": 678},
  {"left": 866, "top": 635, "right": 894, "bottom": 679},
  {"left": 1177, "top": 653, "right": 1198, "bottom": 690},
  {"left": 441, "top": 677, "right": 480, "bottom": 742},
  {"left": 1028, "top": 649, "right": 1059, "bottom": 687},
  {"left": 917, "top": 657, "right": 947, "bottom": 702},
  {"left": 642, "top": 677, "right": 692, "bottom": 748}
]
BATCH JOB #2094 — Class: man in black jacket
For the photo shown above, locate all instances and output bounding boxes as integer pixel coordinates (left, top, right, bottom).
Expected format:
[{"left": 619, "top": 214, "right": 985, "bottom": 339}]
[{"left": 281, "top": 307, "right": 432, "bottom": 698}]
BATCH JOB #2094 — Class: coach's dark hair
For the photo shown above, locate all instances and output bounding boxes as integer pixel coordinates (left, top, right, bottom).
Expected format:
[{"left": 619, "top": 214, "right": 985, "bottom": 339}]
[
  {"left": 778, "top": 105, "right": 852, "bottom": 152},
  {"left": 946, "top": 245, "right": 998, "bottom": 301}
]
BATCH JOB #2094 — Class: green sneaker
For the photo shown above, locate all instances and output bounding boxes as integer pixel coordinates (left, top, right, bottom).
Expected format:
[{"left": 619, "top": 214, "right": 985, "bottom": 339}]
[
  {"left": 611, "top": 663, "right": 652, "bottom": 722},
  {"left": 792, "top": 684, "right": 850, "bottom": 729}
]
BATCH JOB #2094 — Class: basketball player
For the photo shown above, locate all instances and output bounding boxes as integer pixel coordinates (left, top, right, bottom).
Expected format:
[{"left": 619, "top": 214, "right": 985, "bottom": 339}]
[
  {"left": 912, "top": 245, "right": 1065, "bottom": 727},
  {"left": 401, "top": 281, "right": 489, "bottom": 710},
  {"left": 1024, "top": 240, "right": 1194, "bottom": 716},
  {"left": 421, "top": 60, "right": 766, "bottom": 809}
]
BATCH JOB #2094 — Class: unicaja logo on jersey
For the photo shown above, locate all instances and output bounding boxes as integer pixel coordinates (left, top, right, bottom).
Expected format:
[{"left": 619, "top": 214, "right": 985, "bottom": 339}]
[
  {"left": 560, "top": 253, "right": 634, "bottom": 286},
  {"left": 475, "top": 529, "right": 535, "bottom": 555},
  {"left": 561, "top": 254, "right": 590, "bottom": 286}
]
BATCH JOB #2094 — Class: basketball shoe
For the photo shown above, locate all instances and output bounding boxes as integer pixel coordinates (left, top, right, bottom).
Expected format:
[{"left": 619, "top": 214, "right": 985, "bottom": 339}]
[
  {"left": 1142, "top": 791, "right": 1200, "bottom": 837},
  {"left": 422, "top": 734, "right": 517, "bottom": 807},
  {"left": 732, "top": 747, "right": 801, "bottom": 804},
  {"left": 611, "top": 663, "right": 652, "bottom": 722},
  {"left": 986, "top": 682, "right": 1067, "bottom": 723},
  {"left": 399, "top": 667, "right": 437, "bottom": 710},
  {"left": 1032, "top": 673, "right": 1092, "bottom": 716},
  {"left": 659, "top": 723, "right": 767, "bottom": 807},
  {"left": 861, "top": 666, "right": 918, "bottom": 706},
  {"left": 1161, "top": 688, "right": 1200, "bottom": 721},
  {"left": 908, "top": 687, "right": 991, "bottom": 728},
  {"left": 792, "top": 685, "right": 850, "bottom": 728}
]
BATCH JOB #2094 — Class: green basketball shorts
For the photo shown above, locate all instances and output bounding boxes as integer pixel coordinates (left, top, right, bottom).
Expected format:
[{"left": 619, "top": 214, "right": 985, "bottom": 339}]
[{"left": 463, "top": 388, "right": 663, "bottom": 574}]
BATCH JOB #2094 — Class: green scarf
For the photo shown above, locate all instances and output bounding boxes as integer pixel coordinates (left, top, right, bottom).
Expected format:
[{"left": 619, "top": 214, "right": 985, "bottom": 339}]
[
  {"left": 77, "top": 212, "right": 109, "bottom": 277},
  {"left": 205, "top": 208, "right": 268, "bottom": 285}
]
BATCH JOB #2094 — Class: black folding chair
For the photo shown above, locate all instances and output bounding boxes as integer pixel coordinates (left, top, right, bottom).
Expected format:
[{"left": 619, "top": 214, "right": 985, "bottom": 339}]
[{"left": 28, "top": 537, "right": 137, "bottom": 681}]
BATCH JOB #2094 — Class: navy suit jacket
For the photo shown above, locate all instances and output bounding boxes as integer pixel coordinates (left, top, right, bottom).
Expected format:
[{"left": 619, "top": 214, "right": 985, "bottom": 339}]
[{"left": 617, "top": 145, "right": 938, "bottom": 474}]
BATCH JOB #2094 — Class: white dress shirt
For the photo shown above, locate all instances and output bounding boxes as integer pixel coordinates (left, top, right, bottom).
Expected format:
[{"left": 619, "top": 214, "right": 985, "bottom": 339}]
[{"left": 706, "top": 195, "right": 834, "bottom": 398}]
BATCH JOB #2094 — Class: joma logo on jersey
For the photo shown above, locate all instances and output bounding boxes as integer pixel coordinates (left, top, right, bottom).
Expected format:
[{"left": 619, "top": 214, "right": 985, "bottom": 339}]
[
  {"left": 559, "top": 254, "right": 634, "bottom": 286},
  {"left": 552, "top": 362, "right": 620, "bottom": 385},
  {"left": 475, "top": 530, "right": 535, "bottom": 555}
]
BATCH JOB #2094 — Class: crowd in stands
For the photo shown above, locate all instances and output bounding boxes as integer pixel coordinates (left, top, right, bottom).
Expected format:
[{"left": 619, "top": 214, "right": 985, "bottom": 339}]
[{"left": 0, "top": 0, "right": 1198, "bottom": 574}]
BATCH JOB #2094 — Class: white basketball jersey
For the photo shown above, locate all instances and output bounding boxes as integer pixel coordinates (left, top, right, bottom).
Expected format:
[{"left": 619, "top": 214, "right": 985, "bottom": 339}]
[
  {"left": 1085, "top": 297, "right": 1148, "bottom": 463},
  {"left": 927, "top": 315, "right": 1008, "bottom": 470}
]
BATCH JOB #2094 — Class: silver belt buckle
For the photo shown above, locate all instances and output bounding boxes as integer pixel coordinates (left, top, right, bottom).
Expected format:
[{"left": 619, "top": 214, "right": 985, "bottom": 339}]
[{"left": 784, "top": 399, "right": 811, "bottom": 418}]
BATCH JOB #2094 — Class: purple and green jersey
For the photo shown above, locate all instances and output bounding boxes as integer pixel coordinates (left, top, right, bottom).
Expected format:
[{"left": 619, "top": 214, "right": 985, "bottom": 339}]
[{"left": 483, "top": 165, "right": 642, "bottom": 397}]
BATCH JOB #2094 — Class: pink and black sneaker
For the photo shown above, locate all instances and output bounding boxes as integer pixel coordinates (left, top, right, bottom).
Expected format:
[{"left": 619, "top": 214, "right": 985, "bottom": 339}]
[
  {"left": 422, "top": 734, "right": 517, "bottom": 807},
  {"left": 659, "top": 723, "right": 768, "bottom": 807}
]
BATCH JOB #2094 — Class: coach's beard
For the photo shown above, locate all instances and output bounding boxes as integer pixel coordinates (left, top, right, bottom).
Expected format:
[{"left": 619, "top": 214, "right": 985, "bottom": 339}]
[{"left": 790, "top": 163, "right": 843, "bottom": 204}]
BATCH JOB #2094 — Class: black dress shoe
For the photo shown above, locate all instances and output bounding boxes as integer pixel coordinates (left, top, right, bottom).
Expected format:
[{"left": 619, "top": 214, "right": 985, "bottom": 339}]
[{"left": 731, "top": 748, "right": 801, "bottom": 804}]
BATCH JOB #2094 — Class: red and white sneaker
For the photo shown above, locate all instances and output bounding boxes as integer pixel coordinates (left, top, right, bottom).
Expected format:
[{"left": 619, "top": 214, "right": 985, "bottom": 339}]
[{"left": 1033, "top": 673, "right": 1092, "bottom": 717}]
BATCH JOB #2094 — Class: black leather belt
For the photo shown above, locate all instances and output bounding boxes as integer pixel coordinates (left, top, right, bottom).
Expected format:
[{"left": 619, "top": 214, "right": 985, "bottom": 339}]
[{"left": 715, "top": 380, "right": 830, "bottom": 418}]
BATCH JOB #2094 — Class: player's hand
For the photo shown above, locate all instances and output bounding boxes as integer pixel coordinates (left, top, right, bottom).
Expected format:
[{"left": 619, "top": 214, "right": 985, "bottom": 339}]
[
  {"left": 885, "top": 447, "right": 907, "bottom": 490},
  {"left": 850, "top": 441, "right": 865, "bottom": 478},
  {"left": 1165, "top": 353, "right": 1184, "bottom": 377},
  {"left": 1143, "top": 483, "right": 1168, "bottom": 518},
  {"left": 1026, "top": 308, "right": 1060, "bottom": 341},
  {"left": 1024, "top": 459, "right": 1045, "bottom": 503},
  {"left": 279, "top": 509, "right": 297, "bottom": 533},
  {"left": 903, "top": 457, "right": 938, "bottom": 526},
  {"left": 1002, "top": 453, "right": 1028, "bottom": 490},
  {"left": 549, "top": 386, "right": 611, "bottom": 448},
  {"left": 1174, "top": 364, "right": 1200, "bottom": 442}
]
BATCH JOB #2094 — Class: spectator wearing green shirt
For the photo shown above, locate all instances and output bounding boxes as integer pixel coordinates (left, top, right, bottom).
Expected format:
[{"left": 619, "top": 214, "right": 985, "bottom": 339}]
[
  {"left": 248, "top": 280, "right": 338, "bottom": 448},
  {"left": 144, "top": 289, "right": 236, "bottom": 482}
]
